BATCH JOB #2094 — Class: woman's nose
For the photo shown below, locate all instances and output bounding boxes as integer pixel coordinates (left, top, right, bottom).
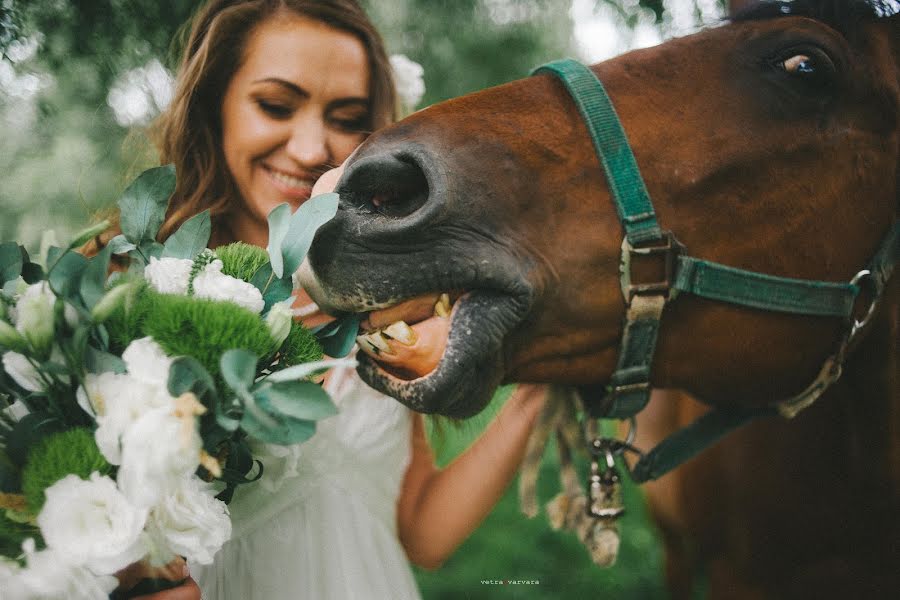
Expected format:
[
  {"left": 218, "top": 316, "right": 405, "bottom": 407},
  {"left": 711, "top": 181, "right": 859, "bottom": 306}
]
[{"left": 285, "top": 117, "right": 330, "bottom": 168}]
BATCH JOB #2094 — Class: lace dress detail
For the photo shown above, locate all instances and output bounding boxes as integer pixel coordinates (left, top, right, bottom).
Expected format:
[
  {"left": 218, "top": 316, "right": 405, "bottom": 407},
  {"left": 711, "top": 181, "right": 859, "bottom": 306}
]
[{"left": 192, "top": 357, "right": 420, "bottom": 600}]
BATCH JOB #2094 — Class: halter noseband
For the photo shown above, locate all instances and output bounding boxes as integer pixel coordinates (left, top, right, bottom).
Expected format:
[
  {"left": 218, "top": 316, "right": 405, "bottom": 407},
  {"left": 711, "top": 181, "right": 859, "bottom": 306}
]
[{"left": 531, "top": 59, "right": 899, "bottom": 485}]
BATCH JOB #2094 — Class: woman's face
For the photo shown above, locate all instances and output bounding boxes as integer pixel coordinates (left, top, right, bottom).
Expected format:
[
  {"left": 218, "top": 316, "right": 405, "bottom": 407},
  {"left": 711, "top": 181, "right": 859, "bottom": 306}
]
[{"left": 221, "top": 14, "right": 370, "bottom": 237}]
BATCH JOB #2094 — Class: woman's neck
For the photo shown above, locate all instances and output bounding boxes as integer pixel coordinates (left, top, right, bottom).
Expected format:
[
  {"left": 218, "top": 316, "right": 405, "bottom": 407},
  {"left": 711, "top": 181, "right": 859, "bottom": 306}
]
[{"left": 227, "top": 210, "right": 268, "bottom": 248}]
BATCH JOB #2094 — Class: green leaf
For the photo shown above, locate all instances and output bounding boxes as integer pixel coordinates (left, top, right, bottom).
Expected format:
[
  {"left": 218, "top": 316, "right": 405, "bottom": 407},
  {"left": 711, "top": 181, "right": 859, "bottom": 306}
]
[
  {"left": 265, "top": 203, "right": 292, "bottom": 278},
  {"left": 21, "top": 262, "right": 44, "bottom": 284},
  {"left": 263, "top": 357, "right": 357, "bottom": 383},
  {"left": 240, "top": 404, "right": 316, "bottom": 446},
  {"left": 118, "top": 165, "right": 176, "bottom": 244},
  {"left": 220, "top": 348, "right": 258, "bottom": 393},
  {"left": 0, "top": 242, "right": 23, "bottom": 286},
  {"left": 313, "top": 313, "right": 363, "bottom": 358},
  {"left": 107, "top": 234, "right": 137, "bottom": 255},
  {"left": 47, "top": 250, "right": 89, "bottom": 298},
  {"left": 281, "top": 192, "right": 339, "bottom": 277},
  {"left": 254, "top": 380, "right": 337, "bottom": 421},
  {"left": 162, "top": 210, "right": 211, "bottom": 260},
  {"left": 249, "top": 262, "right": 293, "bottom": 312},
  {"left": 80, "top": 244, "right": 112, "bottom": 309},
  {"left": 0, "top": 450, "right": 20, "bottom": 493},
  {"left": 85, "top": 346, "right": 127, "bottom": 374}
]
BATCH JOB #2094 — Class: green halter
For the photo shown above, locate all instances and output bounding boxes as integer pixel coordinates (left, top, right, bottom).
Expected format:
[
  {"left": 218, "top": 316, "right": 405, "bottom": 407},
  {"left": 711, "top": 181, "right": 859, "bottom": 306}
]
[{"left": 532, "top": 58, "right": 899, "bottom": 483}]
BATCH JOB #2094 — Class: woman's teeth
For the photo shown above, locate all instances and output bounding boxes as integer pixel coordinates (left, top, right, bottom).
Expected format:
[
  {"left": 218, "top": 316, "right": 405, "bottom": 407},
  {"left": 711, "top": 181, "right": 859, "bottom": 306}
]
[
  {"left": 356, "top": 295, "right": 453, "bottom": 356},
  {"left": 269, "top": 169, "right": 312, "bottom": 190}
]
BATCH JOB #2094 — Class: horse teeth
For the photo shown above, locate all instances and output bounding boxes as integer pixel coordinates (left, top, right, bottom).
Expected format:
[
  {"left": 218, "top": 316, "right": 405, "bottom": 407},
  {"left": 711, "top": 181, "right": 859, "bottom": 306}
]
[
  {"left": 434, "top": 293, "right": 451, "bottom": 318},
  {"left": 365, "top": 331, "right": 395, "bottom": 354},
  {"left": 382, "top": 320, "right": 417, "bottom": 345}
]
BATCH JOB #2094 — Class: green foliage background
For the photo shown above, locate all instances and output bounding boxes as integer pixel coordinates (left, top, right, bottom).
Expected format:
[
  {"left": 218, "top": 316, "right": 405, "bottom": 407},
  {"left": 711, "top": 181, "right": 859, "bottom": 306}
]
[{"left": 0, "top": 1, "right": 731, "bottom": 597}]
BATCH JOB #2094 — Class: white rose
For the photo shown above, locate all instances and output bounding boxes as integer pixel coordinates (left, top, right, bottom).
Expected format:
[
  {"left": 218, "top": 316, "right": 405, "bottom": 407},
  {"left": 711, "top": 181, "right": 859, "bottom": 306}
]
[
  {"left": 144, "top": 256, "right": 193, "bottom": 294},
  {"left": 37, "top": 473, "right": 148, "bottom": 575},
  {"left": 82, "top": 371, "right": 172, "bottom": 464},
  {"left": 0, "top": 556, "right": 28, "bottom": 600},
  {"left": 12, "top": 541, "right": 118, "bottom": 600},
  {"left": 2, "top": 351, "right": 44, "bottom": 392},
  {"left": 11, "top": 283, "right": 79, "bottom": 356},
  {"left": 123, "top": 336, "right": 174, "bottom": 389},
  {"left": 117, "top": 405, "right": 202, "bottom": 508},
  {"left": 145, "top": 476, "right": 231, "bottom": 565},
  {"left": 192, "top": 260, "right": 265, "bottom": 313},
  {"left": 390, "top": 54, "right": 425, "bottom": 109}
]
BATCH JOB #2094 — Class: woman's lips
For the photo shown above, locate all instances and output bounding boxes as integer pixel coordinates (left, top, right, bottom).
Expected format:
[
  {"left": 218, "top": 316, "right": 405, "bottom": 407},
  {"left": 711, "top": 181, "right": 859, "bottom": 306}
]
[{"left": 263, "top": 165, "right": 314, "bottom": 201}]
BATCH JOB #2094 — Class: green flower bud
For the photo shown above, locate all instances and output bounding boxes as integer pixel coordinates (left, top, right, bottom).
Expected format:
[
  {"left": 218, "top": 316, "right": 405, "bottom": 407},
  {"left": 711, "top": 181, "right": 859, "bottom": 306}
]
[
  {"left": 0, "top": 319, "right": 27, "bottom": 352},
  {"left": 91, "top": 282, "right": 137, "bottom": 323},
  {"left": 266, "top": 300, "right": 294, "bottom": 349},
  {"left": 15, "top": 284, "right": 55, "bottom": 358}
]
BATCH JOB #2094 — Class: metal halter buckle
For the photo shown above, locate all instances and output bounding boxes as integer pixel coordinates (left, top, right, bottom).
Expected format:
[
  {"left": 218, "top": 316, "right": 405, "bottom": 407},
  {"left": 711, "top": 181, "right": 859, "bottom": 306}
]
[
  {"left": 584, "top": 418, "right": 643, "bottom": 519},
  {"left": 619, "top": 231, "right": 685, "bottom": 303}
]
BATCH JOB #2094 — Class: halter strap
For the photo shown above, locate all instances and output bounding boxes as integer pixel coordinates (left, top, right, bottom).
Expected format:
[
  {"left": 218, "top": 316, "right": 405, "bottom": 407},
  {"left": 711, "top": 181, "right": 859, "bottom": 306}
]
[{"left": 532, "top": 58, "right": 899, "bottom": 481}]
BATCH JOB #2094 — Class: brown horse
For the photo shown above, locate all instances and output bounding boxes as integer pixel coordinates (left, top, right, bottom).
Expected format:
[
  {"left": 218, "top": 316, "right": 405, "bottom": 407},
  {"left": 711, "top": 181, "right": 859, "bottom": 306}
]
[{"left": 300, "top": 1, "right": 898, "bottom": 597}]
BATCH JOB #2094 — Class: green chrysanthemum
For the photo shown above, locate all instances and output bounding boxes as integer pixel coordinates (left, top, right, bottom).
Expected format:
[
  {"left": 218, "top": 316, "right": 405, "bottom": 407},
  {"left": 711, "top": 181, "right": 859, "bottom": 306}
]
[
  {"left": 216, "top": 242, "right": 270, "bottom": 283},
  {"left": 21, "top": 428, "right": 110, "bottom": 514},
  {"left": 104, "top": 279, "right": 151, "bottom": 353},
  {"left": 141, "top": 290, "right": 277, "bottom": 377},
  {"left": 280, "top": 321, "right": 323, "bottom": 367}
]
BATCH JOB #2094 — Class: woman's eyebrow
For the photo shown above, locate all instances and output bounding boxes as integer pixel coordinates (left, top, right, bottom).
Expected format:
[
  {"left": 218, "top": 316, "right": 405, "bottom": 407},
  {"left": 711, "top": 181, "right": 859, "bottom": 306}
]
[
  {"left": 327, "top": 97, "right": 370, "bottom": 111},
  {"left": 252, "top": 77, "right": 309, "bottom": 97}
]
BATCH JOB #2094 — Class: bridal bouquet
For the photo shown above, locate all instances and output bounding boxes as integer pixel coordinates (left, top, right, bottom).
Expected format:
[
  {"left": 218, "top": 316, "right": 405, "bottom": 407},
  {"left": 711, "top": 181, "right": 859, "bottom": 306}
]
[{"left": 0, "top": 166, "right": 352, "bottom": 598}]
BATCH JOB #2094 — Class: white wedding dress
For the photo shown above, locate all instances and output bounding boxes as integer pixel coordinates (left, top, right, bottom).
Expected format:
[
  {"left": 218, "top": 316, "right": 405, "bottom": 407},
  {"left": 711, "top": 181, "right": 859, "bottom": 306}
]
[{"left": 192, "top": 357, "right": 421, "bottom": 600}]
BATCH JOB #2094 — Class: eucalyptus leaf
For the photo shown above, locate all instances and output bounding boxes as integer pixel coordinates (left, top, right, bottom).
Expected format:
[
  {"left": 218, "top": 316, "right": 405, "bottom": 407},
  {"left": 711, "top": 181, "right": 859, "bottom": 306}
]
[
  {"left": 21, "top": 262, "right": 44, "bottom": 284},
  {"left": 84, "top": 346, "right": 127, "bottom": 374},
  {"left": 262, "top": 357, "right": 357, "bottom": 383},
  {"left": 312, "top": 313, "right": 364, "bottom": 358},
  {"left": 240, "top": 405, "right": 316, "bottom": 446},
  {"left": 266, "top": 203, "right": 292, "bottom": 278},
  {"left": 47, "top": 250, "right": 89, "bottom": 298},
  {"left": 249, "top": 263, "right": 293, "bottom": 312},
  {"left": 80, "top": 244, "right": 112, "bottom": 309},
  {"left": 220, "top": 348, "right": 258, "bottom": 393},
  {"left": 118, "top": 164, "right": 176, "bottom": 245},
  {"left": 280, "top": 192, "right": 339, "bottom": 277},
  {"left": 107, "top": 234, "right": 137, "bottom": 255},
  {"left": 0, "top": 242, "right": 22, "bottom": 285},
  {"left": 254, "top": 381, "right": 337, "bottom": 421},
  {"left": 162, "top": 210, "right": 211, "bottom": 260}
]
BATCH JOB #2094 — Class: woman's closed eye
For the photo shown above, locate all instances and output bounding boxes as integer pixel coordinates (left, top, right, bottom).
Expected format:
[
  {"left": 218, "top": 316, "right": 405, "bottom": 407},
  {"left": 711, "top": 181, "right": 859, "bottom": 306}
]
[
  {"left": 257, "top": 100, "right": 293, "bottom": 119},
  {"left": 330, "top": 115, "right": 369, "bottom": 133}
]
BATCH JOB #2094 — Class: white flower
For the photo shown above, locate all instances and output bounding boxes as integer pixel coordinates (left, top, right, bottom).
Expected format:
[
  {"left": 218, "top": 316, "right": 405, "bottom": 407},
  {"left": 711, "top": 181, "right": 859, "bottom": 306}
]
[
  {"left": 266, "top": 299, "right": 294, "bottom": 347},
  {"left": 144, "top": 256, "right": 193, "bottom": 294},
  {"left": 145, "top": 476, "right": 231, "bottom": 565},
  {"left": 192, "top": 260, "right": 265, "bottom": 313},
  {"left": 390, "top": 54, "right": 425, "bottom": 109},
  {"left": 11, "top": 541, "right": 119, "bottom": 600},
  {"left": 37, "top": 473, "right": 148, "bottom": 575},
  {"left": 123, "top": 337, "right": 174, "bottom": 389},
  {"left": 117, "top": 403, "right": 203, "bottom": 508},
  {"left": 3, "top": 399, "right": 30, "bottom": 420},
  {"left": 2, "top": 351, "right": 44, "bottom": 392},
  {"left": 81, "top": 371, "right": 172, "bottom": 464}
]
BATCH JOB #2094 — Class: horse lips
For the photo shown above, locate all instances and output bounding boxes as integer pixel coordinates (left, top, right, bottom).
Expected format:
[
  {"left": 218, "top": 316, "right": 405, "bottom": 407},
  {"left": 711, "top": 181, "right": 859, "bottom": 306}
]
[{"left": 356, "top": 293, "right": 453, "bottom": 380}]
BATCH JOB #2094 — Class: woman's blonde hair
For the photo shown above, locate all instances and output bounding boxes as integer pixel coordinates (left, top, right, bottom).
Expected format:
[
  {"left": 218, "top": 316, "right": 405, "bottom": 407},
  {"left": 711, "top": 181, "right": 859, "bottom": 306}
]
[{"left": 91, "top": 0, "right": 396, "bottom": 253}]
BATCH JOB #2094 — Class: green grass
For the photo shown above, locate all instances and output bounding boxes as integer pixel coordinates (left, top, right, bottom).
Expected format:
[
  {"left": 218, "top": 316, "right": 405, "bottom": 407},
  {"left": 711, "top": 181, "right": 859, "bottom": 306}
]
[{"left": 416, "top": 386, "right": 666, "bottom": 599}]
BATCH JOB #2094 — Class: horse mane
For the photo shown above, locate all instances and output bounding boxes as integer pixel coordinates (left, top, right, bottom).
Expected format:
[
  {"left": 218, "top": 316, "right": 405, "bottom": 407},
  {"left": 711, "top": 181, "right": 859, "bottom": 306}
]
[{"left": 732, "top": 0, "right": 899, "bottom": 34}]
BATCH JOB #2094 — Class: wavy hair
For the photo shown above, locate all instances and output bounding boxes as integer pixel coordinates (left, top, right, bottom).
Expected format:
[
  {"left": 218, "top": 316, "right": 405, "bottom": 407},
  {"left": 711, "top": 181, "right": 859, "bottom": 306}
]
[{"left": 91, "top": 0, "right": 396, "bottom": 253}]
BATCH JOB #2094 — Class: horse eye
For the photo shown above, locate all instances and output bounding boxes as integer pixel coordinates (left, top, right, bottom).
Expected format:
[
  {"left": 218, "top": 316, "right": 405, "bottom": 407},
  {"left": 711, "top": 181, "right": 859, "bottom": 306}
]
[
  {"left": 780, "top": 54, "right": 815, "bottom": 74},
  {"left": 772, "top": 48, "right": 836, "bottom": 89}
]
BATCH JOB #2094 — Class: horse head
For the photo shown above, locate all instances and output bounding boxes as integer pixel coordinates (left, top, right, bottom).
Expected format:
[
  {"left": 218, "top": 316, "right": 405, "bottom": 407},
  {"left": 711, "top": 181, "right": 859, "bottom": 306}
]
[{"left": 301, "top": 0, "right": 899, "bottom": 419}]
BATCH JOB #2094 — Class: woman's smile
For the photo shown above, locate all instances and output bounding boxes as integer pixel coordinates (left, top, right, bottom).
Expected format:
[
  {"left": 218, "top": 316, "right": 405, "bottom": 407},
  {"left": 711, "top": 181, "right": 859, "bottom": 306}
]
[{"left": 261, "top": 163, "right": 316, "bottom": 203}]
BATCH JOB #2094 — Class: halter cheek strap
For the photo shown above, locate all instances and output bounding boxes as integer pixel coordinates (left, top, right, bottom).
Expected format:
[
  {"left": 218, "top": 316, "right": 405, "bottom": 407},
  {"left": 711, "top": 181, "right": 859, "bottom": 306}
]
[{"left": 531, "top": 58, "right": 899, "bottom": 483}]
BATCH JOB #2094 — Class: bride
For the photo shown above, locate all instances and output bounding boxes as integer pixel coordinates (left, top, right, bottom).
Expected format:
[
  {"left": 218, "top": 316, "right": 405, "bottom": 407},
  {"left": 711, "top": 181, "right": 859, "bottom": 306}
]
[{"left": 115, "top": 1, "right": 548, "bottom": 599}]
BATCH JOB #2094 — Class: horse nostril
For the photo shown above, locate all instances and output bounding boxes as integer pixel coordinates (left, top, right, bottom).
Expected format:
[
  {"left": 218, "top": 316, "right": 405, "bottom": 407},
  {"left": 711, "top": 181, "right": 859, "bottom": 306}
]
[{"left": 337, "top": 154, "right": 429, "bottom": 219}]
